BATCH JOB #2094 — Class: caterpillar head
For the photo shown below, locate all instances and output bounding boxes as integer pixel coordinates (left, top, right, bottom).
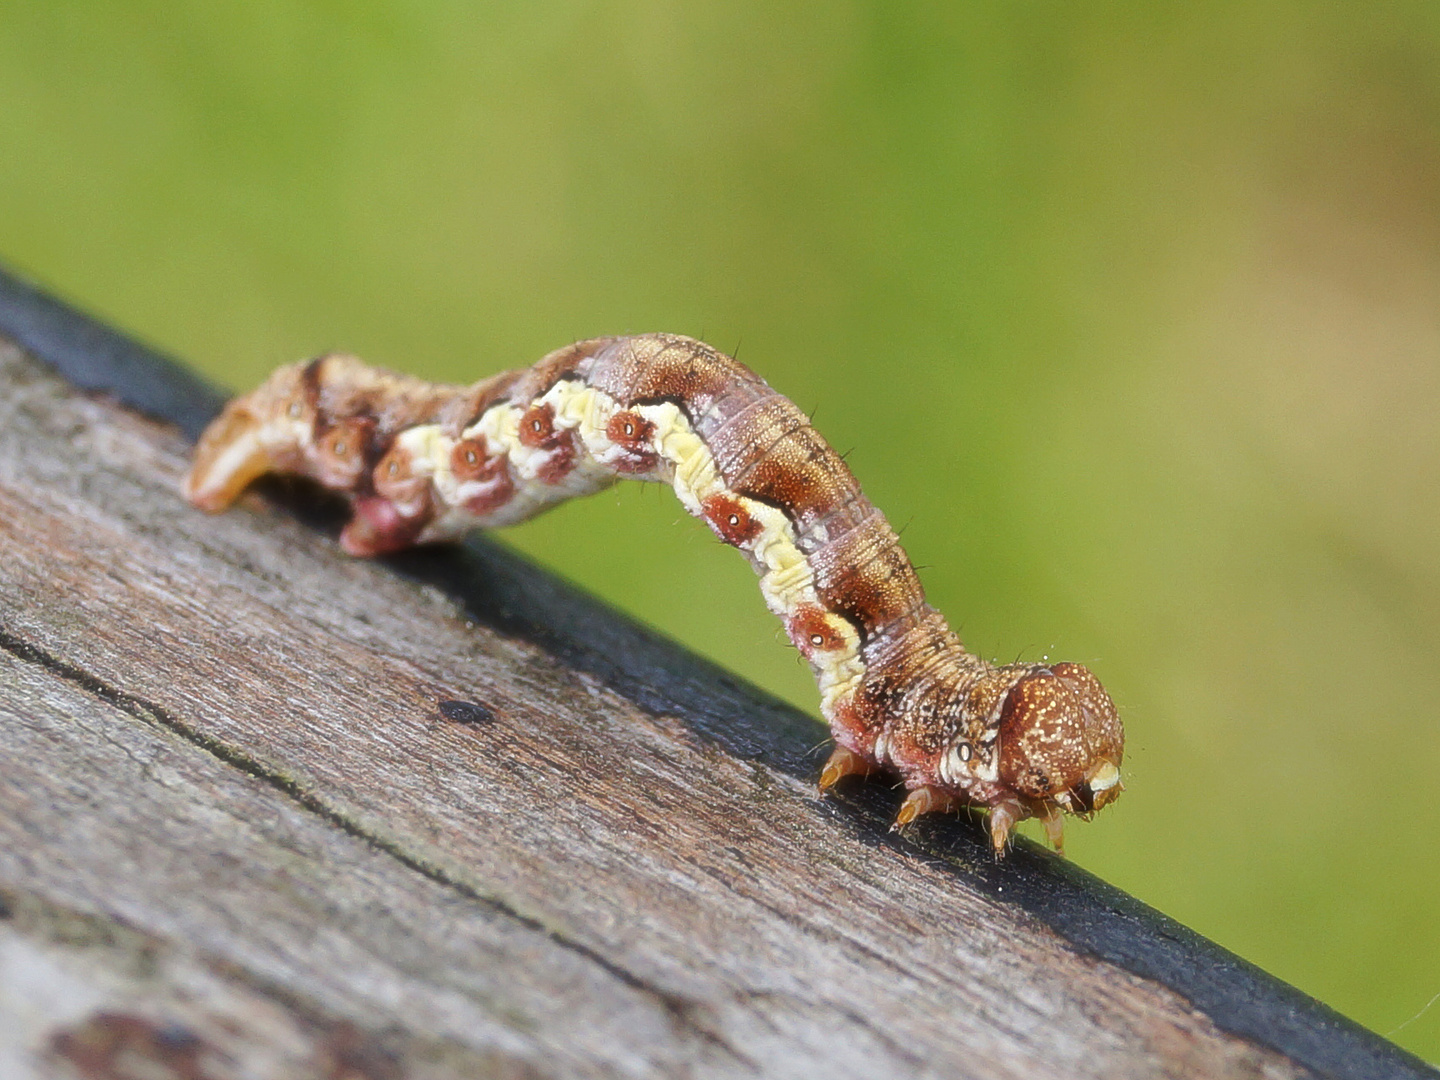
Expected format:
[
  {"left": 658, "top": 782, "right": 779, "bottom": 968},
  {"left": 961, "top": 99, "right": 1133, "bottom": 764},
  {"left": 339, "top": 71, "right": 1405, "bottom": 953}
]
[
  {"left": 988, "top": 661, "right": 1124, "bottom": 852},
  {"left": 859, "top": 657, "right": 1125, "bottom": 855}
]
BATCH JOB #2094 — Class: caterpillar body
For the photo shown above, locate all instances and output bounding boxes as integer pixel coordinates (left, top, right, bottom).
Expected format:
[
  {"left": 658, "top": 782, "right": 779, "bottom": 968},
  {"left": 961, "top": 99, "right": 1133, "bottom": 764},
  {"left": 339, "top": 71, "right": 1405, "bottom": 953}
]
[{"left": 185, "top": 334, "right": 1124, "bottom": 854}]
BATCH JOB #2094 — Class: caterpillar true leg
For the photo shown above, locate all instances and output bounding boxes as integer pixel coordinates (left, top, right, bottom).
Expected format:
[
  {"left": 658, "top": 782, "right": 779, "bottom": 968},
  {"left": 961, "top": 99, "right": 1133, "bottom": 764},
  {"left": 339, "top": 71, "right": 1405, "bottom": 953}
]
[
  {"left": 185, "top": 334, "right": 1124, "bottom": 855},
  {"left": 817, "top": 745, "right": 875, "bottom": 790}
]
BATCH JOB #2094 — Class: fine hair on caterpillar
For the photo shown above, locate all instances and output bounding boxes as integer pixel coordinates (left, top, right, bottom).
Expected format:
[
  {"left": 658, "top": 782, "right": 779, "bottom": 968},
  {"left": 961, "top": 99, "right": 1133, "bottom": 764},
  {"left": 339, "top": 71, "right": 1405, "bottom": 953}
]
[{"left": 185, "top": 334, "right": 1124, "bottom": 855}]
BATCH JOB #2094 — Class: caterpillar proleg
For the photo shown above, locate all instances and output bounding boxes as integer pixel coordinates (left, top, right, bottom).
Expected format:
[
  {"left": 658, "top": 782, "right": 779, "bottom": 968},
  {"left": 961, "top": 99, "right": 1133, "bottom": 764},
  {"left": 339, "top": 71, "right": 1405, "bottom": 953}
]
[{"left": 185, "top": 334, "right": 1124, "bottom": 854}]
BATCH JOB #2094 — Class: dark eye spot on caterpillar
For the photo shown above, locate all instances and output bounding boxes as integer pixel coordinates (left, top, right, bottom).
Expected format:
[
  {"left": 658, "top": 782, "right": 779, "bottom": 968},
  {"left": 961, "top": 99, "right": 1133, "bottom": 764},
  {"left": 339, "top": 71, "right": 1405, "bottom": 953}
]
[
  {"left": 604, "top": 410, "right": 659, "bottom": 473},
  {"left": 313, "top": 417, "right": 374, "bottom": 489},
  {"left": 700, "top": 493, "right": 762, "bottom": 546},
  {"left": 606, "top": 410, "right": 653, "bottom": 446},
  {"left": 438, "top": 698, "right": 497, "bottom": 725},
  {"left": 451, "top": 438, "right": 494, "bottom": 481},
  {"left": 518, "top": 403, "right": 556, "bottom": 447},
  {"left": 184, "top": 333, "right": 1123, "bottom": 856}
]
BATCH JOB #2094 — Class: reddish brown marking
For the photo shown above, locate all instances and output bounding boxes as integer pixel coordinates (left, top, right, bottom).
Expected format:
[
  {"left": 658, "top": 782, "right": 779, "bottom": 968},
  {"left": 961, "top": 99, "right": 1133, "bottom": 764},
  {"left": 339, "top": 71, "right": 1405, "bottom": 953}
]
[
  {"left": 827, "top": 692, "right": 884, "bottom": 747},
  {"left": 448, "top": 436, "right": 516, "bottom": 514},
  {"left": 734, "top": 428, "right": 862, "bottom": 532},
  {"left": 518, "top": 403, "right": 556, "bottom": 447},
  {"left": 787, "top": 604, "right": 848, "bottom": 659},
  {"left": 463, "top": 471, "right": 515, "bottom": 515},
  {"left": 607, "top": 410, "right": 654, "bottom": 447},
  {"left": 514, "top": 402, "right": 578, "bottom": 484},
  {"left": 536, "top": 433, "right": 578, "bottom": 484},
  {"left": 450, "top": 437, "right": 498, "bottom": 481},
  {"left": 606, "top": 410, "right": 660, "bottom": 473},
  {"left": 372, "top": 442, "right": 431, "bottom": 511},
  {"left": 300, "top": 354, "right": 327, "bottom": 412},
  {"left": 613, "top": 449, "right": 658, "bottom": 474},
  {"left": 700, "top": 493, "right": 763, "bottom": 546},
  {"left": 312, "top": 416, "right": 374, "bottom": 489},
  {"left": 814, "top": 537, "right": 922, "bottom": 637}
]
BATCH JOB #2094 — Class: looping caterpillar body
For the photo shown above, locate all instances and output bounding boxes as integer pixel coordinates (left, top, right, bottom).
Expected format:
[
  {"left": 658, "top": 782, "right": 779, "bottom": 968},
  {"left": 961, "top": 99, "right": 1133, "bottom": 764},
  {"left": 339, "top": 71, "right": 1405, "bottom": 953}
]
[{"left": 185, "top": 334, "right": 1124, "bottom": 854}]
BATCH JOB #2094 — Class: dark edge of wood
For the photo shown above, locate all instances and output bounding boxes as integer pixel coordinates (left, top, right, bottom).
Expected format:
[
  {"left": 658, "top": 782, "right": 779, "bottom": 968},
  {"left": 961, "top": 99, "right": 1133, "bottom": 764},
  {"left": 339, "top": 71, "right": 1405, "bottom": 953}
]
[{"left": 0, "top": 261, "right": 1430, "bottom": 1080}]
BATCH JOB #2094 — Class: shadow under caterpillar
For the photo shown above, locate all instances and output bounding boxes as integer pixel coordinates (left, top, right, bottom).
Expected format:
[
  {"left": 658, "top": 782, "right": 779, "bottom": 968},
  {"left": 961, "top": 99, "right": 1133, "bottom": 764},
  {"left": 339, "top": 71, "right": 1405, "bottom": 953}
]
[{"left": 185, "top": 334, "right": 1123, "bottom": 854}]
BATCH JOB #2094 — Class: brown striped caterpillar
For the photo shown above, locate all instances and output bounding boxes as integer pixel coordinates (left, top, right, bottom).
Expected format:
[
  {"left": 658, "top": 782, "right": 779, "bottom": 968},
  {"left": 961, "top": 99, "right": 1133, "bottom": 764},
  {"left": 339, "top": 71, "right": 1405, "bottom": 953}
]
[{"left": 185, "top": 334, "right": 1123, "bottom": 854}]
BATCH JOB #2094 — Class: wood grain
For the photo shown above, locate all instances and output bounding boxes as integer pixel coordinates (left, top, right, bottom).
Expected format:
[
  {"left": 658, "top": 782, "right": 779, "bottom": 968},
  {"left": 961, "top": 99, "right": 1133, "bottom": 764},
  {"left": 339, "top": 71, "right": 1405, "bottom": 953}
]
[{"left": 0, "top": 309, "right": 1425, "bottom": 1080}]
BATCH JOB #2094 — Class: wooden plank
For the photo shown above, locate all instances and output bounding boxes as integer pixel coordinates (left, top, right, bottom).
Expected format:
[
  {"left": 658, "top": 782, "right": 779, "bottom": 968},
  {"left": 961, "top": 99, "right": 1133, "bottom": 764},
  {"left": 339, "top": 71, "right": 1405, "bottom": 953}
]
[
  {"left": 0, "top": 650, "right": 624, "bottom": 1080},
  {"left": 0, "top": 265, "right": 1431, "bottom": 1080}
]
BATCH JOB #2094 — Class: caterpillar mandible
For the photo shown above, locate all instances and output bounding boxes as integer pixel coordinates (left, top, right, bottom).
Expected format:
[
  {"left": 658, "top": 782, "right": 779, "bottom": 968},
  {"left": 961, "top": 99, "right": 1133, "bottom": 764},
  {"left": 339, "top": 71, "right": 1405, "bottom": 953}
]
[{"left": 184, "top": 334, "right": 1124, "bottom": 855}]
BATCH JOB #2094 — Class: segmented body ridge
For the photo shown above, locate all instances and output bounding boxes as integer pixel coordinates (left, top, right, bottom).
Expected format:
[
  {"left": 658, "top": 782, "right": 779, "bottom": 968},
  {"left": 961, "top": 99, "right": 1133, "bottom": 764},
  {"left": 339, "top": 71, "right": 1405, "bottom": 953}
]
[{"left": 186, "top": 333, "right": 1124, "bottom": 853}]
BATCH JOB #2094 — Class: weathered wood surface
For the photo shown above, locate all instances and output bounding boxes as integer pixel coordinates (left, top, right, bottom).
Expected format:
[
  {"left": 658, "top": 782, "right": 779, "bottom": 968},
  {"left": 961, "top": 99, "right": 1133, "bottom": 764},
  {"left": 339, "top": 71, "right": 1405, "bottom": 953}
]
[{"left": 0, "top": 270, "right": 1431, "bottom": 1080}]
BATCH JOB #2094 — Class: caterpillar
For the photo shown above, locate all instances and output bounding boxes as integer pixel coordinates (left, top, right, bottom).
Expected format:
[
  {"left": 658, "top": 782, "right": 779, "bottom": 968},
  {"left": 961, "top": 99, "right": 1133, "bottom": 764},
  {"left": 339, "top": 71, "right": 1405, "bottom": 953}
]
[{"left": 184, "top": 334, "right": 1123, "bottom": 855}]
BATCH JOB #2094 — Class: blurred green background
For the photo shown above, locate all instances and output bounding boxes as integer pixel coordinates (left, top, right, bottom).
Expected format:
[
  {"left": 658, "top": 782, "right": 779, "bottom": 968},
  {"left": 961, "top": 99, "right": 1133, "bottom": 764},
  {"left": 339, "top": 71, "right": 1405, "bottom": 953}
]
[{"left": 2, "top": 1, "right": 1437, "bottom": 1063}]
